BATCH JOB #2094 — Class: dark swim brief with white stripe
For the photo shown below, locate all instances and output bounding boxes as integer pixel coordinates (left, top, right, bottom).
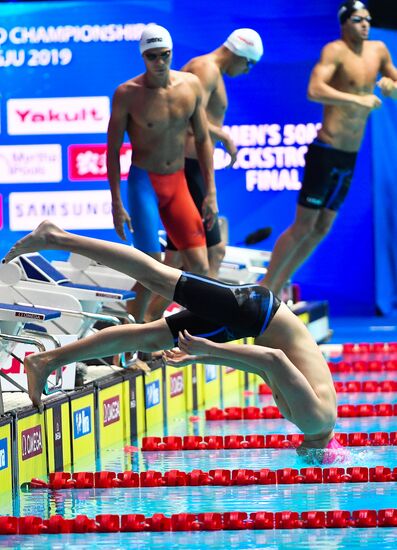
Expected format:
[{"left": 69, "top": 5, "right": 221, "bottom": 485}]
[
  {"left": 165, "top": 272, "right": 281, "bottom": 344},
  {"left": 298, "top": 139, "right": 358, "bottom": 211}
]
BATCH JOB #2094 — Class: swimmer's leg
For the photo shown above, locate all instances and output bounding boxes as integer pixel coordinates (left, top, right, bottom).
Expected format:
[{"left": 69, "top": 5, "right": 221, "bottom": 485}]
[
  {"left": 126, "top": 166, "right": 164, "bottom": 321},
  {"left": 4, "top": 220, "right": 181, "bottom": 301},
  {"left": 263, "top": 206, "right": 337, "bottom": 295}
]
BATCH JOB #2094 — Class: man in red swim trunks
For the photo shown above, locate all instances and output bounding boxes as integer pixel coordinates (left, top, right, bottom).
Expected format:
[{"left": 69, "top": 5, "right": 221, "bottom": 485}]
[
  {"left": 107, "top": 24, "right": 217, "bottom": 322},
  {"left": 145, "top": 28, "right": 266, "bottom": 322}
]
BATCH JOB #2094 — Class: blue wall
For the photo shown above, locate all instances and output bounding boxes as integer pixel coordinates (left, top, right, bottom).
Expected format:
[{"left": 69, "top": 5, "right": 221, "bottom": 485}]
[
  {"left": 371, "top": 29, "right": 397, "bottom": 316},
  {"left": 0, "top": 0, "right": 391, "bottom": 316}
]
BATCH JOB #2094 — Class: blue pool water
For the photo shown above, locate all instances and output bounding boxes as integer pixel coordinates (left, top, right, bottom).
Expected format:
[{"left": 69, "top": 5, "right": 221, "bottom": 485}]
[{"left": 4, "top": 317, "right": 397, "bottom": 549}]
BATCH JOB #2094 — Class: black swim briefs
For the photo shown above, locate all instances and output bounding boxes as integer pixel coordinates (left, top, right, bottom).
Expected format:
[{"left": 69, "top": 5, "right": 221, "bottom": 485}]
[
  {"left": 298, "top": 139, "right": 358, "bottom": 211},
  {"left": 165, "top": 272, "right": 281, "bottom": 344}
]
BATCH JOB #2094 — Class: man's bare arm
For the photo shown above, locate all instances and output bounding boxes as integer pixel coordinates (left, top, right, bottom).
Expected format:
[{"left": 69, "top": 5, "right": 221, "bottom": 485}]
[
  {"left": 308, "top": 42, "right": 381, "bottom": 109},
  {"left": 378, "top": 43, "right": 397, "bottom": 99},
  {"left": 174, "top": 330, "right": 330, "bottom": 433},
  {"left": 183, "top": 60, "right": 237, "bottom": 165},
  {"left": 206, "top": 125, "right": 237, "bottom": 167},
  {"left": 175, "top": 330, "right": 325, "bottom": 426},
  {"left": 107, "top": 86, "right": 132, "bottom": 240},
  {"left": 164, "top": 347, "right": 266, "bottom": 378}
]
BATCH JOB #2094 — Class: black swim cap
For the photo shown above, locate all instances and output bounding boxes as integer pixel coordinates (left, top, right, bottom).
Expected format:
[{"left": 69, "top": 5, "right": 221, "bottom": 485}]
[{"left": 338, "top": 1, "right": 368, "bottom": 24}]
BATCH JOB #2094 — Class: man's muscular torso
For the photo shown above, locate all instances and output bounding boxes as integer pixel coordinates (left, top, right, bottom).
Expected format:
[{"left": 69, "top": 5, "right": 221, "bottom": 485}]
[
  {"left": 118, "top": 70, "right": 199, "bottom": 173},
  {"left": 319, "top": 40, "right": 387, "bottom": 151}
]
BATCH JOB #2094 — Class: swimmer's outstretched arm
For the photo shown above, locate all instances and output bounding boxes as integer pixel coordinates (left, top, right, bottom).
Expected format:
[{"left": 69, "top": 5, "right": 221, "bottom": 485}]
[
  {"left": 173, "top": 331, "right": 327, "bottom": 434},
  {"left": 164, "top": 347, "right": 265, "bottom": 377}
]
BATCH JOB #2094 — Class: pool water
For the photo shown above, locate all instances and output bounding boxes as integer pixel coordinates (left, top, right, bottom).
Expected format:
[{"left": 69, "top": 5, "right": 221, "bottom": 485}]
[{"left": 4, "top": 317, "right": 397, "bottom": 549}]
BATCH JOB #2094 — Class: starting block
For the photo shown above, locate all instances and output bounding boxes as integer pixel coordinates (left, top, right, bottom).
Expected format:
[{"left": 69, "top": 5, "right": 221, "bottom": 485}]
[{"left": 0, "top": 302, "right": 63, "bottom": 413}]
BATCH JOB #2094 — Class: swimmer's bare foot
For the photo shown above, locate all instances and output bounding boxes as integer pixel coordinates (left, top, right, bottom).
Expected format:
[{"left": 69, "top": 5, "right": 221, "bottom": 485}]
[
  {"left": 4, "top": 220, "right": 66, "bottom": 263},
  {"left": 128, "top": 357, "right": 151, "bottom": 374},
  {"left": 115, "top": 351, "right": 151, "bottom": 374},
  {"left": 24, "top": 352, "right": 51, "bottom": 408}
]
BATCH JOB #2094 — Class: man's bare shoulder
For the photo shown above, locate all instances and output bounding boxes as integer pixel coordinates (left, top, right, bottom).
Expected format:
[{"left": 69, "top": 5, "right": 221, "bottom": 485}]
[
  {"left": 182, "top": 56, "right": 220, "bottom": 79},
  {"left": 321, "top": 39, "right": 347, "bottom": 57},
  {"left": 183, "top": 55, "right": 219, "bottom": 72},
  {"left": 172, "top": 69, "right": 201, "bottom": 89},
  {"left": 368, "top": 40, "right": 391, "bottom": 55},
  {"left": 114, "top": 76, "right": 144, "bottom": 97}
]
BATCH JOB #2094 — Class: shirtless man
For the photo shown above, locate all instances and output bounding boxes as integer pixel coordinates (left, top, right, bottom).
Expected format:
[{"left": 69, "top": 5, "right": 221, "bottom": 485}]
[
  {"left": 107, "top": 25, "right": 217, "bottom": 322},
  {"left": 4, "top": 220, "right": 341, "bottom": 463},
  {"left": 262, "top": 1, "right": 397, "bottom": 296},
  {"left": 167, "top": 28, "right": 264, "bottom": 276},
  {"left": 146, "top": 29, "right": 265, "bottom": 321}
]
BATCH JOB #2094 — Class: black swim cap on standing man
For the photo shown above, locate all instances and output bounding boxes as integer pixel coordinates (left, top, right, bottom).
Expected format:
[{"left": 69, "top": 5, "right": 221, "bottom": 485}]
[{"left": 337, "top": 1, "right": 368, "bottom": 25}]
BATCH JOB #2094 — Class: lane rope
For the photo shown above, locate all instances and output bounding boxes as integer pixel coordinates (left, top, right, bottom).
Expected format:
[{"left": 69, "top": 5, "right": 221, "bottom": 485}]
[
  {"left": 24, "top": 464, "right": 397, "bottom": 490},
  {"left": 1, "top": 509, "right": 396, "bottom": 533}
]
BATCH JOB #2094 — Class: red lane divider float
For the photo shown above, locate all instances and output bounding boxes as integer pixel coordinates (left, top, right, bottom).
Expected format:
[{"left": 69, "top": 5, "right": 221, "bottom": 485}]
[
  {"left": 26, "top": 465, "right": 397, "bottom": 491},
  {"left": 1, "top": 509, "right": 397, "bottom": 533},
  {"left": 205, "top": 404, "right": 397, "bottom": 420},
  {"left": 328, "top": 360, "right": 397, "bottom": 373},
  {"left": 259, "top": 380, "right": 397, "bottom": 395},
  {"left": 141, "top": 432, "right": 397, "bottom": 451},
  {"left": 341, "top": 341, "right": 397, "bottom": 357}
]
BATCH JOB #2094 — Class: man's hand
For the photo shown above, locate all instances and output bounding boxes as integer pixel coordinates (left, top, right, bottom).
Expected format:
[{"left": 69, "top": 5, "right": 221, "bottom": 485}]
[
  {"left": 163, "top": 348, "right": 198, "bottom": 367},
  {"left": 377, "top": 77, "right": 397, "bottom": 98},
  {"left": 202, "top": 192, "right": 219, "bottom": 231},
  {"left": 112, "top": 201, "right": 133, "bottom": 241},
  {"left": 222, "top": 136, "right": 238, "bottom": 168},
  {"left": 356, "top": 94, "right": 382, "bottom": 110},
  {"left": 178, "top": 330, "right": 213, "bottom": 356}
]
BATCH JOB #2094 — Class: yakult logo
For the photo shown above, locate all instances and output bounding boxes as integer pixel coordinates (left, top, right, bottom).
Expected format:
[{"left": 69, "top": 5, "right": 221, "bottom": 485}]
[
  {"left": 103, "top": 396, "right": 120, "bottom": 426},
  {"left": 73, "top": 406, "right": 91, "bottom": 439},
  {"left": 0, "top": 438, "right": 8, "bottom": 471},
  {"left": 170, "top": 371, "right": 184, "bottom": 398},
  {"left": 21, "top": 425, "right": 43, "bottom": 460},
  {"left": 68, "top": 144, "right": 132, "bottom": 181},
  {"left": 7, "top": 97, "right": 110, "bottom": 135},
  {"left": 145, "top": 380, "right": 160, "bottom": 409}
]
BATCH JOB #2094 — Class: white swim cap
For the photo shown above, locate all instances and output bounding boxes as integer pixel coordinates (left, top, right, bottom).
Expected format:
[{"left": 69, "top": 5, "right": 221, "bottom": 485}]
[
  {"left": 224, "top": 28, "right": 263, "bottom": 62},
  {"left": 139, "top": 24, "right": 173, "bottom": 54}
]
